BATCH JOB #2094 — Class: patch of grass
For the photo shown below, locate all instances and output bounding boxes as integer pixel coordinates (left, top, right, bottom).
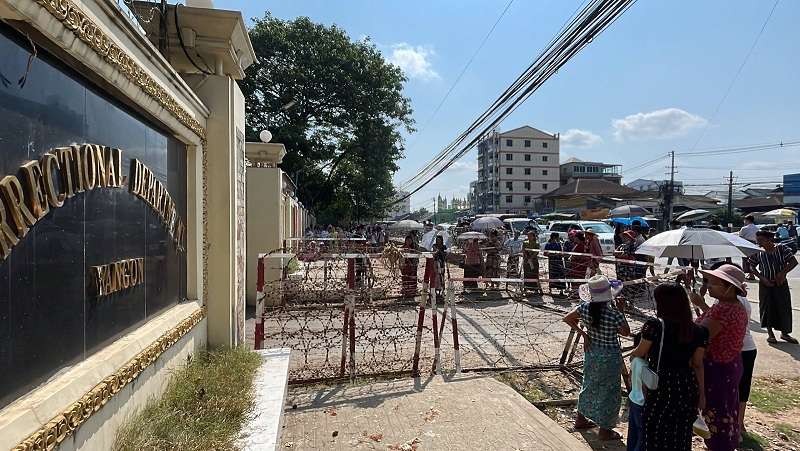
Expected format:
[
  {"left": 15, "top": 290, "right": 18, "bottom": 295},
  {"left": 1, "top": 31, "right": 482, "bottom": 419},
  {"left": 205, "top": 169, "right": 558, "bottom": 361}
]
[
  {"left": 495, "top": 372, "right": 548, "bottom": 404},
  {"left": 749, "top": 378, "right": 800, "bottom": 414},
  {"left": 114, "top": 347, "right": 261, "bottom": 451},
  {"left": 775, "top": 423, "right": 800, "bottom": 442},
  {"left": 740, "top": 430, "right": 768, "bottom": 451}
]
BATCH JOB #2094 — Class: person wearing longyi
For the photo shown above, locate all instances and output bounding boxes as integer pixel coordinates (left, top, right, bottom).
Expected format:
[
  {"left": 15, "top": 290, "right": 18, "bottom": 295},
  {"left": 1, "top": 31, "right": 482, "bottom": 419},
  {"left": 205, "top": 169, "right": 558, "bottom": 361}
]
[
  {"left": 748, "top": 230, "right": 798, "bottom": 344},
  {"left": 563, "top": 275, "right": 630, "bottom": 441},
  {"left": 689, "top": 264, "right": 748, "bottom": 451}
]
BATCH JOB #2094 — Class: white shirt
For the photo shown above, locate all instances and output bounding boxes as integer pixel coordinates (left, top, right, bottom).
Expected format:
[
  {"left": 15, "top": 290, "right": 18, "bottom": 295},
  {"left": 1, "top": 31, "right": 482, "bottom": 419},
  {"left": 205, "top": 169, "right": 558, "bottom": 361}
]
[
  {"left": 738, "top": 295, "right": 757, "bottom": 352},
  {"left": 739, "top": 223, "right": 758, "bottom": 242}
]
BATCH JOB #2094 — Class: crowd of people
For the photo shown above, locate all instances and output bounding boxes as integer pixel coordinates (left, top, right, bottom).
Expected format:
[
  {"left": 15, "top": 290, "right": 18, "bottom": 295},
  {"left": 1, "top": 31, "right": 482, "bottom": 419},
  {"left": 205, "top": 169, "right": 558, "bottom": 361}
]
[
  {"left": 561, "top": 226, "right": 798, "bottom": 451},
  {"left": 302, "top": 216, "right": 799, "bottom": 450}
]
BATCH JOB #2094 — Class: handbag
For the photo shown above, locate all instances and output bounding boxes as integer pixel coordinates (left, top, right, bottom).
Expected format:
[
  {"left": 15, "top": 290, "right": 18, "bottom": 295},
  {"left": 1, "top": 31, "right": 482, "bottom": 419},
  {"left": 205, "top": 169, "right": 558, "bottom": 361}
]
[{"left": 641, "top": 318, "right": 664, "bottom": 390}]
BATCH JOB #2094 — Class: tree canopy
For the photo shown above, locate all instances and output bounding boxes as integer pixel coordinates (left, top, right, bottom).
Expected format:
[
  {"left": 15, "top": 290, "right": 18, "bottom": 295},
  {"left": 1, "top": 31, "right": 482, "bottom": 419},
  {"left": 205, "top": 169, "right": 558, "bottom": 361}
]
[{"left": 241, "top": 14, "right": 414, "bottom": 225}]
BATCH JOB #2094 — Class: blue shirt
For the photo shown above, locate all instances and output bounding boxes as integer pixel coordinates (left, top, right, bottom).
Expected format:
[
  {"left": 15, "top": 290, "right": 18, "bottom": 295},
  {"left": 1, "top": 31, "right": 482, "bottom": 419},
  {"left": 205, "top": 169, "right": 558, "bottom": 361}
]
[
  {"left": 777, "top": 226, "right": 790, "bottom": 240},
  {"left": 629, "top": 357, "right": 647, "bottom": 406}
]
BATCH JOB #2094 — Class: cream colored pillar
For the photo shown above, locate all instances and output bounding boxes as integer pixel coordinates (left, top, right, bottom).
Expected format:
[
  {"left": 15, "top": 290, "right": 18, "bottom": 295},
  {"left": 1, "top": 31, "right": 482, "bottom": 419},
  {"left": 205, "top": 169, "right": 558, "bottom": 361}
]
[
  {"left": 193, "top": 76, "right": 246, "bottom": 347},
  {"left": 245, "top": 143, "right": 286, "bottom": 306}
]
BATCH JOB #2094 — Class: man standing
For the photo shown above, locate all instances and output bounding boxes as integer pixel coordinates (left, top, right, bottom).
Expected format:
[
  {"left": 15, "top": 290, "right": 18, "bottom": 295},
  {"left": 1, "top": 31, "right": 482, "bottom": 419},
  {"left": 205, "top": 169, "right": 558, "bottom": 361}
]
[
  {"left": 749, "top": 230, "right": 799, "bottom": 344},
  {"left": 739, "top": 215, "right": 759, "bottom": 280}
]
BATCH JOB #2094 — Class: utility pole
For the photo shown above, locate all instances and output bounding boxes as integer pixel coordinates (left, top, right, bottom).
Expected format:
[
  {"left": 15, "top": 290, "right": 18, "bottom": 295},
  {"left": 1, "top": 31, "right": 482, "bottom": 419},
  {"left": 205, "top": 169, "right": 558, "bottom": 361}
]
[
  {"left": 727, "top": 170, "right": 734, "bottom": 231},
  {"left": 433, "top": 196, "right": 436, "bottom": 225},
  {"left": 662, "top": 151, "right": 676, "bottom": 229}
]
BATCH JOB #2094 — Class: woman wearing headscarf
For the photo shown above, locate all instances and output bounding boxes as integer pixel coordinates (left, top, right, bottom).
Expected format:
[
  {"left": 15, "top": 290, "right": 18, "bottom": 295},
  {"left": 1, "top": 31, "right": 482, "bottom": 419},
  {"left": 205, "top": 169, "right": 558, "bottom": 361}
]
[
  {"left": 689, "top": 264, "right": 749, "bottom": 451},
  {"left": 544, "top": 232, "right": 566, "bottom": 295},
  {"left": 483, "top": 229, "right": 503, "bottom": 289},
  {"left": 567, "top": 231, "right": 591, "bottom": 289},
  {"left": 563, "top": 275, "right": 630, "bottom": 440},
  {"left": 462, "top": 237, "right": 482, "bottom": 291},
  {"left": 522, "top": 231, "right": 541, "bottom": 292},
  {"left": 584, "top": 228, "right": 604, "bottom": 276},
  {"left": 630, "top": 283, "right": 708, "bottom": 451}
]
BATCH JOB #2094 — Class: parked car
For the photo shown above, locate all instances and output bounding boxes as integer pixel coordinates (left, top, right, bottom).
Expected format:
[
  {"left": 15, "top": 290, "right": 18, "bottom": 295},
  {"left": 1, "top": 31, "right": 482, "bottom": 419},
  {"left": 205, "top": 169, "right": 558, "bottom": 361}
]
[
  {"left": 503, "top": 218, "right": 542, "bottom": 236},
  {"left": 540, "top": 221, "right": 616, "bottom": 255}
]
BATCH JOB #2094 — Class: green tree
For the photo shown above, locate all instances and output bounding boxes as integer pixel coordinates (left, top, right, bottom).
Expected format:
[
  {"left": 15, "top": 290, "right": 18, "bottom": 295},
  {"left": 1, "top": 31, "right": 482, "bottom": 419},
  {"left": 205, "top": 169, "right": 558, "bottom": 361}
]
[{"left": 241, "top": 14, "right": 414, "bottom": 224}]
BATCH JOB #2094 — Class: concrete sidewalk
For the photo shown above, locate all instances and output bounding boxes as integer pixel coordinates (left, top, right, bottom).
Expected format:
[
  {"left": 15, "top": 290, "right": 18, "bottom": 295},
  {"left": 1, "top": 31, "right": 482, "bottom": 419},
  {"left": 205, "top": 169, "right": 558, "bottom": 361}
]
[{"left": 281, "top": 374, "right": 590, "bottom": 450}]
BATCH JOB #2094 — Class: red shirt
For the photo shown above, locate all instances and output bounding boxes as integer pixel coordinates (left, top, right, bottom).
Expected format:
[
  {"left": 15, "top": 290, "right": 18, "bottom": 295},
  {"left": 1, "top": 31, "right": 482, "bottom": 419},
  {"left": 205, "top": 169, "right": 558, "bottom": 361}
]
[{"left": 696, "top": 300, "right": 747, "bottom": 363}]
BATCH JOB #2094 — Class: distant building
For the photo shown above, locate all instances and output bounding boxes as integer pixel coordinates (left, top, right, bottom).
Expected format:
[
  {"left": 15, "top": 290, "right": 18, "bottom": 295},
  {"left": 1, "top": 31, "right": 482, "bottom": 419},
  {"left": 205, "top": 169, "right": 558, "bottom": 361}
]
[
  {"left": 627, "top": 178, "right": 684, "bottom": 194},
  {"left": 542, "top": 179, "right": 638, "bottom": 212},
  {"left": 468, "top": 181, "right": 477, "bottom": 211},
  {"left": 785, "top": 174, "right": 800, "bottom": 205},
  {"left": 475, "top": 126, "right": 560, "bottom": 215},
  {"left": 559, "top": 158, "right": 621, "bottom": 185},
  {"left": 385, "top": 190, "right": 411, "bottom": 219}
]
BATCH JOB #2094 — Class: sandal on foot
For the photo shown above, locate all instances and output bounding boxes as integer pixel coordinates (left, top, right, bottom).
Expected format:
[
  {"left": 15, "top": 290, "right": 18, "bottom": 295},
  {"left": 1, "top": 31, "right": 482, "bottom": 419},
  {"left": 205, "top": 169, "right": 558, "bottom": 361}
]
[
  {"left": 767, "top": 336, "right": 778, "bottom": 344},
  {"left": 781, "top": 334, "right": 799, "bottom": 344},
  {"left": 599, "top": 430, "right": 622, "bottom": 441},
  {"left": 574, "top": 420, "right": 596, "bottom": 430}
]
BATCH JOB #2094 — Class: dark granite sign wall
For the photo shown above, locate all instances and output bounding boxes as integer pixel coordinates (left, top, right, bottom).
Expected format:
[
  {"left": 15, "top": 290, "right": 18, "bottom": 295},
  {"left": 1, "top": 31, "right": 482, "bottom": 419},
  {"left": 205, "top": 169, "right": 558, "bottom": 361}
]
[{"left": 0, "top": 24, "right": 187, "bottom": 407}]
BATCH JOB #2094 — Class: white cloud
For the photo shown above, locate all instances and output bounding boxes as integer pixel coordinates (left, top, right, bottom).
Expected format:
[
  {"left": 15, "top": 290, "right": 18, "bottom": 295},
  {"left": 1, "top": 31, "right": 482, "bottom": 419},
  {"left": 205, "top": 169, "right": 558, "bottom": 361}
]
[
  {"left": 560, "top": 129, "right": 603, "bottom": 147},
  {"left": 388, "top": 43, "right": 439, "bottom": 81},
  {"left": 612, "top": 108, "right": 707, "bottom": 141},
  {"left": 446, "top": 160, "right": 476, "bottom": 172}
]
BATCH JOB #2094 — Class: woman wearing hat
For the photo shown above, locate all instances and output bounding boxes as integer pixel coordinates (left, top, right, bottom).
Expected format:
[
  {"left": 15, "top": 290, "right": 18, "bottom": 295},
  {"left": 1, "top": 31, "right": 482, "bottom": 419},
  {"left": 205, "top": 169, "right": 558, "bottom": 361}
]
[
  {"left": 563, "top": 275, "right": 630, "bottom": 440},
  {"left": 689, "top": 264, "right": 748, "bottom": 451}
]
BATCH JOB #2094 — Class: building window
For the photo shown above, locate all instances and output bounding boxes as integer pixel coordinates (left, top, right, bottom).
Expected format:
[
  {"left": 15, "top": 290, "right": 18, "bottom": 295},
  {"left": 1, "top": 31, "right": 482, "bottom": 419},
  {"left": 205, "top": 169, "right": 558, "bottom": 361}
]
[
  {"left": 505, "top": 181, "right": 513, "bottom": 190},
  {"left": 524, "top": 140, "right": 531, "bottom": 147},
  {"left": 524, "top": 195, "right": 531, "bottom": 203},
  {"left": 525, "top": 181, "right": 531, "bottom": 190},
  {"left": 542, "top": 183, "right": 548, "bottom": 190},
  {"left": 542, "top": 169, "right": 548, "bottom": 176},
  {"left": 506, "top": 167, "right": 513, "bottom": 175},
  {"left": 543, "top": 142, "right": 548, "bottom": 148},
  {"left": 542, "top": 155, "right": 548, "bottom": 162},
  {"left": 505, "top": 153, "right": 512, "bottom": 161},
  {"left": 506, "top": 139, "right": 513, "bottom": 147},
  {"left": 524, "top": 154, "right": 531, "bottom": 161},
  {"left": 506, "top": 195, "right": 513, "bottom": 203},
  {"left": 524, "top": 168, "right": 531, "bottom": 175}
]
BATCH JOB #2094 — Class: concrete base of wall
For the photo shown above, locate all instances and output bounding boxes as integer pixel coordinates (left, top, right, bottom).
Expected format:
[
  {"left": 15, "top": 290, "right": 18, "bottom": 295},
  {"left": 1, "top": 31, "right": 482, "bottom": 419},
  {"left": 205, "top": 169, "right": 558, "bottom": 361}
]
[{"left": 0, "top": 302, "right": 207, "bottom": 450}]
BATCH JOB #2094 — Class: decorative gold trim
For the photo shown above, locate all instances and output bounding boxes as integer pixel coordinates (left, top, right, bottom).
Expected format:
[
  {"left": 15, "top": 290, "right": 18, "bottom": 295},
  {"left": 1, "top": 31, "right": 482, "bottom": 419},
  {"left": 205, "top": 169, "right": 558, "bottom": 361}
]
[
  {"left": 12, "top": 307, "right": 206, "bottom": 451},
  {"left": 32, "top": 0, "right": 206, "bottom": 140}
]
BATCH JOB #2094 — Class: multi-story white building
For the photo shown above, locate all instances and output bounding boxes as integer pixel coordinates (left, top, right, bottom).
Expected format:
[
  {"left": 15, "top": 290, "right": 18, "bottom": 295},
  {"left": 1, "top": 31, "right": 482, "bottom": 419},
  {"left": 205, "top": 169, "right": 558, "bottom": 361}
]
[{"left": 475, "top": 126, "right": 560, "bottom": 214}]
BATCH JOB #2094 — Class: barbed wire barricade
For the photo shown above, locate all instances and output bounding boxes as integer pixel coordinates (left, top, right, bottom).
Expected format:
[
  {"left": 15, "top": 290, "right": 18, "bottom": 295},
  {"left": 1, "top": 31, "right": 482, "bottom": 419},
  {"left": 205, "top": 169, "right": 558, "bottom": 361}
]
[{"left": 256, "top": 239, "right": 683, "bottom": 383}]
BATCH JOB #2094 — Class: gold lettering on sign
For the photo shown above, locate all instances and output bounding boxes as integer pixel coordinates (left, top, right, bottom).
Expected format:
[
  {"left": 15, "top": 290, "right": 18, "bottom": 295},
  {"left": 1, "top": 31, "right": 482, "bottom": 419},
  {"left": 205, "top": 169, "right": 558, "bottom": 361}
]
[
  {"left": 0, "top": 175, "right": 36, "bottom": 238},
  {"left": 19, "top": 161, "right": 50, "bottom": 220},
  {"left": 128, "top": 159, "right": 186, "bottom": 251},
  {"left": 91, "top": 258, "right": 144, "bottom": 296},
  {"left": 41, "top": 153, "right": 65, "bottom": 208}
]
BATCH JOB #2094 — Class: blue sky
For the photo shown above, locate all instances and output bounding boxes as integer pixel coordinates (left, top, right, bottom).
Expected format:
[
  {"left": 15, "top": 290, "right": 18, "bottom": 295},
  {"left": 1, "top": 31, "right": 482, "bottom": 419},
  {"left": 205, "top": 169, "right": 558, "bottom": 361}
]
[{"left": 218, "top": 0, "right": 800, "bottom": 209}]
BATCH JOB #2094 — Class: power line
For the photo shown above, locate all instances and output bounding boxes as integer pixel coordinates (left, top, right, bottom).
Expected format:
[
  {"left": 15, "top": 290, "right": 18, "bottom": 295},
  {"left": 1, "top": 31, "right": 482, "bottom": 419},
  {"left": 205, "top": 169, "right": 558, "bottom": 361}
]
[
  {"left": 394, "top": 0, "right": 637, "bottom": 202},
  {"left": 403, "top": 0, "right": 516, "bottom": 153},
  {"left": 688, "top": 0, "right": 780, "bottom": 150}
]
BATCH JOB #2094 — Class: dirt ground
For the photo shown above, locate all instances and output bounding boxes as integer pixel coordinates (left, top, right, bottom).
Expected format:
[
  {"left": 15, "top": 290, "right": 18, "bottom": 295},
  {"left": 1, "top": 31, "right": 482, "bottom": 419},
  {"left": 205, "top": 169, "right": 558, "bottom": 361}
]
[{"left": 494, "top": 371, "right": 800, "bottom": 451}]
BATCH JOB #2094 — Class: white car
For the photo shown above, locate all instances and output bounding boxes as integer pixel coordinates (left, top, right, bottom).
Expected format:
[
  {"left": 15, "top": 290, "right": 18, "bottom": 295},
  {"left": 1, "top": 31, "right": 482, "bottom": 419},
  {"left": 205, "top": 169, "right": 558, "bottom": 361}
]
[{"left": 541, "top": 221, "right": 617, "bottom": 255}]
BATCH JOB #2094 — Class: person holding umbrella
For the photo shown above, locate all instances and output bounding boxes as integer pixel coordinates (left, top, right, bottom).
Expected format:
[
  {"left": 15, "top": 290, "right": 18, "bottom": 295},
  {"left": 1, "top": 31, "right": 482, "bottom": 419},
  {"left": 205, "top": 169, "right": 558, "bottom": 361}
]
[
  {"left": 748, "top": 230, "right": 799, "bottom": 344},
  {"left": 483, "top": 229, "right": 503, "bottom": 289}
]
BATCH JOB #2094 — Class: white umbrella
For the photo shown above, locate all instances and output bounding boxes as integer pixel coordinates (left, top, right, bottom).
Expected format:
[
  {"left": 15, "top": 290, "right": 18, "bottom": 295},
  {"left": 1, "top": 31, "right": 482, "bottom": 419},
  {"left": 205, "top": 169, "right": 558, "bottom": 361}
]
[
  {"left": 471, "top": 216, "right": 504, "bottom": 231},
  {"left": 457, "top": 231, "right": 487, "bottom": 241},
  {"left": 389, "top": 219, "right": 424, "bottom": 231},
  {"left": 675, "top": 209, "right": 712, "bottom": 223},
  {"left": 421, "top": 230, "right": 453, "bottom": 250},
  {"left": 609, "top": 205, "right": 650, "bottom": 218},
  {"left": 635, "top": 228, "right": 761, "bottom": 259}
]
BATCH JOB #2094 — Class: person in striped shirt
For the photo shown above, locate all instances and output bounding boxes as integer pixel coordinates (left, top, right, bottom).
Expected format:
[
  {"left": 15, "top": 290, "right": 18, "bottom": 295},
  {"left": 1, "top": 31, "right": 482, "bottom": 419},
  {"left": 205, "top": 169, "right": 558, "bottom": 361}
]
[{"left": 748, "top": 230, "right": 799, "bottom": 344}]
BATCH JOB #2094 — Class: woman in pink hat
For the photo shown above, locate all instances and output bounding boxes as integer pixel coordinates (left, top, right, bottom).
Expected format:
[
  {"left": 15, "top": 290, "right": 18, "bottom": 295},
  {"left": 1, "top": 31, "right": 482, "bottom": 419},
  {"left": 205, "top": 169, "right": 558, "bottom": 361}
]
[{"left": 689, "top": 264, "right": 748, "bottom": 451}]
